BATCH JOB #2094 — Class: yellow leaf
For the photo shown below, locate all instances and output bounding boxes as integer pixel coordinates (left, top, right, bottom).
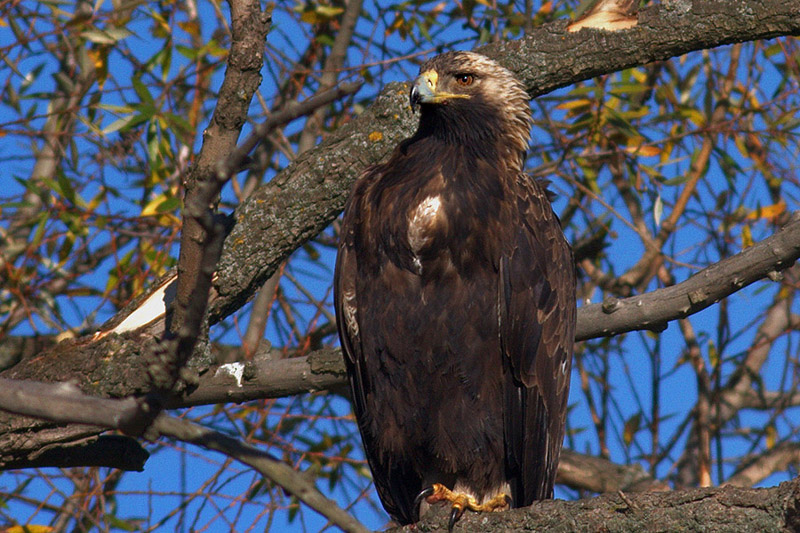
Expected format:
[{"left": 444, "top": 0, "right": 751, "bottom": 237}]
[
  {"left": 741, "top": 224, "right": 753, "bottom": 248},
  {"left": 746, "top": 201, "right": 786, "bottom": 221},
  {"left": 141, "top": 193, "right": 173, "bottom": 217},
  {"left": 177, "top": 20, "right": 200, "bottom": 38},
  {"left": 708, "top": 341, "right": 718, "bottom": 368},
  {"left": 87, "top": 47, "right": 109, "bottom": 89},
  {"left": 301, "top": 5, "right": 344, "bottom": 23},
  {"left": 748, "top": 91, "right": 761, "bottom": 111},
  {"left": 386, "top": 13, "right": 404, "bottom": 35},
  {"left": 556, "top": 98, "right": 592, "bottom": 111},
  {"left": 682, "top": 108, "right": 706, "bottom": 128},
  {"left": 623, "top": 413, "right": 640, "bottom": 447},
  {"left": 4, "top": 526, "right": 55, "bottom": 533},
  {"left": 766, "top": 424, "right": 776, "bottom": 449},
  {"left": 631, "top": 68, "right": 647, "bottom": 83},
  {"left": 315, "top": 5, "right": 344, "bottom": 17},
  {"left": 624, "top": 144, "right": 661, "bottom": 157}
]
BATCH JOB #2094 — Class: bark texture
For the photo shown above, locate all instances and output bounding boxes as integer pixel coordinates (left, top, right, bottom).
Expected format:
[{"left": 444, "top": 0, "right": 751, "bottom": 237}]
[{"left": 389, "top": 477, "right": 800, "bottom": 532}]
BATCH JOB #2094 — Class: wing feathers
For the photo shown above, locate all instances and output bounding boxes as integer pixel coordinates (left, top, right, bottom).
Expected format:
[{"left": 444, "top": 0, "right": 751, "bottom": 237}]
[{"left": 500, "top": 177, "right": 576, "bottom": 506}]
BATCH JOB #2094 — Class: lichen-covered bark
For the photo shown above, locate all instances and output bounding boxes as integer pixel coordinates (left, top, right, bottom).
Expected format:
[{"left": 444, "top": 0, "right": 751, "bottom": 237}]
[{"left": 390, "top": 477, "right": 800, "bottom": 532}]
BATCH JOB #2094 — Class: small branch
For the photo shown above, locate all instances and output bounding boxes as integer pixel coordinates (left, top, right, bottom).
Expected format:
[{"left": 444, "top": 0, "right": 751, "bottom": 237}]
[
  {"left": 217, "top": 80, "right": 363, "bottom": 181},
  {"left": 726, "top": 442, "right": 800, "bottom": 488},
  {"left": 557, "top": 449, "right": 668, "bottom": 493},
  {"left": 739, "top": 388, "right": 800, "bottom": 411},
  {"left": 0, "top": 378, "right": 157, "bottom": 436},
  {"left": 577, "top": 212, "right": 800, "bottom": 340},
  {"left": 172, "top": 0, "right": 271, "bottom": 336},
  {"left": 296, "top": 0, "right": 363, "bottom": 154}
]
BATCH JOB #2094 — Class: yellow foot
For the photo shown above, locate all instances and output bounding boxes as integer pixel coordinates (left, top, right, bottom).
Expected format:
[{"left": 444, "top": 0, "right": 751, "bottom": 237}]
[{"left": 413, "top": 483, "right": 510, "bottom": 531}]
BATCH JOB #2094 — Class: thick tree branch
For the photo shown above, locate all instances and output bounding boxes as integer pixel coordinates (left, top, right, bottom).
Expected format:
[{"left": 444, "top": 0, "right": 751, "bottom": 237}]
[{"left": 387, "top": 477, "right": 800, "bottom": 532}]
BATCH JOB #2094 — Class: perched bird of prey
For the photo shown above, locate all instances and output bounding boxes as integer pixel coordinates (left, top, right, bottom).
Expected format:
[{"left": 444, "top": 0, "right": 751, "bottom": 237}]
[{"left": 334, "top": 51, "right": 576, "bottom": 529}]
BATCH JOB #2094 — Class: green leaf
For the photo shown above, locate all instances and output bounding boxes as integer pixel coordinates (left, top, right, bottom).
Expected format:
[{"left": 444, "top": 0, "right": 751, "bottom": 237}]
[{"left": 132, "top": 76, "right": 154, "bottom": 105}]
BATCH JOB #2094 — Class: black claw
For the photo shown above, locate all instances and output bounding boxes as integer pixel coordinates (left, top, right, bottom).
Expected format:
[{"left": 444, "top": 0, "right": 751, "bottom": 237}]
[
  {"left": 413, "top": 486, "right": 435, "bottom": 523},
  {"left": 448, "top": 506, "right": 465, "bottom": 532}
]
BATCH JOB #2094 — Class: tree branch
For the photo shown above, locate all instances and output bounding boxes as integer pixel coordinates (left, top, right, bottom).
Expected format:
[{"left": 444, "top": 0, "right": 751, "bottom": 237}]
[
  {"left": 727, "top": 442, "right": 800, "bottom": 488},
  {"left": 173, "top": 0, "right": 271, "bottom": 334},
  {"left": 576, "top": 212, "right": 800, "bottom": 340},
  {"left": 387, "top": 476, "right": 800, "bottom": 532}
]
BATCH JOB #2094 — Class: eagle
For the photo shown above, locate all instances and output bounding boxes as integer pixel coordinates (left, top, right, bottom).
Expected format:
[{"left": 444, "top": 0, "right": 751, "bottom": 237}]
[{"left": 334, "top": 51, "right": 576, "bottom": 529}]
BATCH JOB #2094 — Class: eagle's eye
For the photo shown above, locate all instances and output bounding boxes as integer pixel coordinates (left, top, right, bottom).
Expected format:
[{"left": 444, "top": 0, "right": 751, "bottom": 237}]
[{"left": 455, "top": 74, "right": 474, "bottom": 86}]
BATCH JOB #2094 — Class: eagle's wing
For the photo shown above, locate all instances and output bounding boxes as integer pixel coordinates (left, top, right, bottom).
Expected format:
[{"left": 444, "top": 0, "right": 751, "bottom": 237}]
[
  {"left": 499, "top": 177, "right": 576, "bottom": 505},
  {"left": 334, "top": 186, "right": 421, "bottom": 525}
]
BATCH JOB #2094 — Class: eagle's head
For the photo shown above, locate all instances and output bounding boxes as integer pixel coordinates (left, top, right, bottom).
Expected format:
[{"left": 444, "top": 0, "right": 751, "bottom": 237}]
[{"left": 410, "top": 51, "right": 531, "bottom": 165}]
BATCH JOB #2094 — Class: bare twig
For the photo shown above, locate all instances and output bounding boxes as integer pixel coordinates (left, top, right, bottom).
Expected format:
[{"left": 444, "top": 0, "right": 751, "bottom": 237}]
[{"left": 217, "top": 80, "right": 363, "bottom": 182}]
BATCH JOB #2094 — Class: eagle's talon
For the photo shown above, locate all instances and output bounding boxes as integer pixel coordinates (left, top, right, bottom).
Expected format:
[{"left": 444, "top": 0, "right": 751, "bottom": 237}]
[
  {"left": 413, "top": 486, "right": 435, "bottom": 522},
  {"left": 448, "top": 505, "right": 465, "bottom": 532},
  {"left": 414, "top": 483, "right": 509, "bottom": 529}
]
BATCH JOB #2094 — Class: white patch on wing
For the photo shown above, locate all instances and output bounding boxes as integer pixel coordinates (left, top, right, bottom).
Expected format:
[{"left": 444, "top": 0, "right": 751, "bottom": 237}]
[
  {"left": 342, "top": 289, "right": 359, "bottom": 338},
  {"left": 407, "top": 195, "right": 442, "bottom": 273}
]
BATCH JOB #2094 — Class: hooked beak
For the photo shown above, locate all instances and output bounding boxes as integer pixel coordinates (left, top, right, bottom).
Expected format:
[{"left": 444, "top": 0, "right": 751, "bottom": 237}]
[{"left": 410, "top": 70, "right": 438, "bottom": 107}]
